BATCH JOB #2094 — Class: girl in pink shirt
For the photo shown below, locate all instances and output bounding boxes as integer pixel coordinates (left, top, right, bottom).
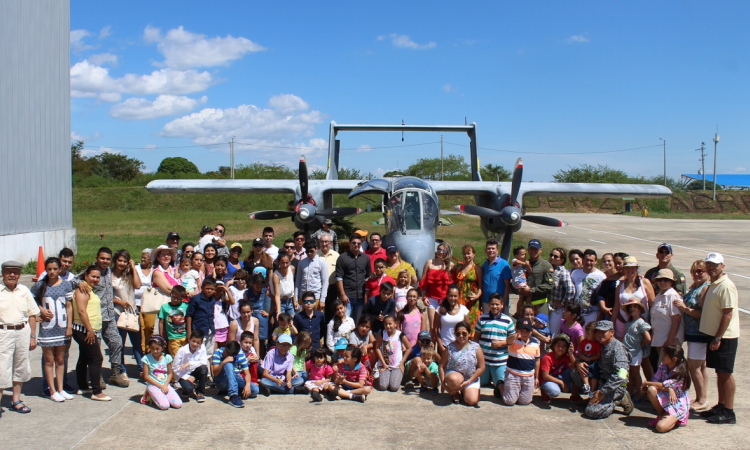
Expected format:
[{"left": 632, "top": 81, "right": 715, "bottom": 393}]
[{"left": 305, "top": 347, "right": 334, "bottom": 402}]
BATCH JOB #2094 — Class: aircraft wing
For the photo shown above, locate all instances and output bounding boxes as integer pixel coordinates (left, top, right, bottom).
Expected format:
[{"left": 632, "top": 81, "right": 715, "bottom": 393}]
[
  {"left": 519, "top": 183, "right": 672, "bottom": 198},
  {"left": 428, "top": 181, "right": 509, "bottom": 196},
  {"left": 146, "top": 179, "right": 361, "bottom": 195}
]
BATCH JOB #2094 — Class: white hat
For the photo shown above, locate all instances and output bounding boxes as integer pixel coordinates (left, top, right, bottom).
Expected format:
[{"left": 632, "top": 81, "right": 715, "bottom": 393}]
[
  {"left": 705, "top": 252, "right": 724, "bottom": 264},
  {"left": 151, "top": 245, "right": 177, "bottom": 262}
]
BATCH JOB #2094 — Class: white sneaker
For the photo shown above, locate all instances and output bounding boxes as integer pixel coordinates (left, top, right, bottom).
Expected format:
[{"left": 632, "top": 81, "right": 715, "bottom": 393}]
[
  {"left": 61, "top": 391, "right": 75, "bottom": 400},
  {"left": 50, "top": 392, "right": 66, "bottom": 402}
]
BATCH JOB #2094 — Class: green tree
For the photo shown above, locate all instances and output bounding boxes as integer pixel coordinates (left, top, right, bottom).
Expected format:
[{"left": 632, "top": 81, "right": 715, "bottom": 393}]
[
  {"left": 157, "top": 157, "right": 200, "bottom": 175},
  {"left": 94, "top": 152, "right": 144, "bottom": 181},
  {"left": 406, "top": 154, "right": 469, "bottom": 180},
  {"left": 338, "top": 167, "right": 374, "bottom": 180},
  {"left": 235, "top": 162, "right": 297, "bottom": 179},
  {"left": 552, "top": 164, "right": 630, "bottom": 183},
  {"left": 481, "top": 163, "right": 510, "bottom": 181}
]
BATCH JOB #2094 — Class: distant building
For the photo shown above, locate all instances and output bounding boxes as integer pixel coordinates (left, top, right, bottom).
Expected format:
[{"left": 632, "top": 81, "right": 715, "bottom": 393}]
[{"left": 0, "top": 1, "right": 76, "bottom": 263}]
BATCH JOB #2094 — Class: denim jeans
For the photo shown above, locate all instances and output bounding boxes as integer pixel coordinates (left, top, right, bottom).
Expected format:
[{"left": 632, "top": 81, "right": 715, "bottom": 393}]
[
  {"left": 279, "top": 299, "right": 296, "bottom": 316},
  {"left": 116, "top": 311, "right": 143, "bottom": 373},
  {"left": 541, "top": 368, "right": 572, "bottom": 398},
  {"left": 347, "top": 298, "right": 365, "bottom": 323},
  {"left": 259, "top": 374, "right": 304, "bottom": 394},
  {"left": 214, "top": 362, "right": 246, "bottom": 397}
]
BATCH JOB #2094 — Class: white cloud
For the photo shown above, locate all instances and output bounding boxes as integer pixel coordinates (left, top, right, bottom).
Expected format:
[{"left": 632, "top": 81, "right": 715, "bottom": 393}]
[
  {"left": 378, "top": 33, "right": 436, "bottom": 50},
  {"left": 70, "top": 29, "right": 95, "bottom": 52},
  {"left": 144, "top": 144, "right": 158, "bottom": 149},
  {"left": 356, "top": 145, "right": 373, "bottom": 153},
  {"left": 98, "top": 26, "right": 112, "bottom": 39},
  {"left": 567, "top": 34, "right": 589, "bottom": 44},
  {"left": 442, "top": 84, "right": 456, "bottom": 93},
  {"left": 71, "top": 131, "right": 100, "bottom": 143},
  {"left": 81, "top": 145, "right": 119, "bottom": 158},
  {"left": 110, "top": 95, "right": 208, "bottom": 120},
  {"left": 732, "top": 166, "right": 746, "bottom": 173},
  {"left": 267, "top": 94, "right": 309, "bottom": 114},
  {"left": 88, "top": 53, "right": 118, "bottom": 66},
  {"left": 160, "top": 95, "right": 326, "bottom": 165},
  {"left": 144, "top": 25, "right": 265, "bottom": 69},
  {"left": 70, "top": 60, "right": 214, "bottom": 102}
]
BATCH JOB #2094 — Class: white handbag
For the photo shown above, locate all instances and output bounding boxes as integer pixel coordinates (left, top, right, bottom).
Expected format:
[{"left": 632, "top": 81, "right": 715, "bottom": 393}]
[
  {"left": 116, "top": 305, "right": 140, "bottom": 332},
  {"left": 140, "top": 287, "right": 169, "bottom": 314}
]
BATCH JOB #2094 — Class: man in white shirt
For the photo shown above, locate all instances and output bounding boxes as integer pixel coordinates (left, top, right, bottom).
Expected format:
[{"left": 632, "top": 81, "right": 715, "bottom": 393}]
[
  {"left": 296, "top": 241, "right": 329, "bottom": 309},
  {"left": 172, "top": 329, "right": 209, "bottom": 402},
  {"left": 262, "top": 227, "right": 279, "bottom": 261},
  {"left": 570, "top": 249, "right": 606, "bottom": 326}
]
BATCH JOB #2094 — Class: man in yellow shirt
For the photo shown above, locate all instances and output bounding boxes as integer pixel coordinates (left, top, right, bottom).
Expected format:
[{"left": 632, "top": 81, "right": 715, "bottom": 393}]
[
  {"left": 0, "top": 260, "right": 40, "bottom": 414},
  {"left": 699, "top": 252, "right": 739, "bottom": 425}
]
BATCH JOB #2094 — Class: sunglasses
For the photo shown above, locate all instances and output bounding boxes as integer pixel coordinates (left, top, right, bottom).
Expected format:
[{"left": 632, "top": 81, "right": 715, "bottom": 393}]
[
  {"left": 302, "top": 299, "right": 316, "bottom": 304},
  {"left": 455, "top": 332, "right": 470, "bottom": 337},
  {"left": 284, "top": 246, "right": 295, "bottom": 250},
  {"left": 658, "top": 250, "right": 671, "bottom": 254},
  {"left": 214, "top": 228, "right": 225, "bottom": 234},
  {"left": 350, "top": 242, "right": 362, "bottom": 246},
  {"left": 295, "top": 237, "right": 305, "bottom": 241},
  {"left": 436, "top": 249, "right": 447, "bottom": 254}
]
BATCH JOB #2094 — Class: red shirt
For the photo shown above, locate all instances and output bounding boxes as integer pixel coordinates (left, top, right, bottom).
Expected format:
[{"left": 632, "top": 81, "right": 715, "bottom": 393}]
[
  {"left": 365, "top": 247, "right": 387, "bottom": 271},
  {"left": 539, "top": 351, "right": 570, "bottom": 382},
  {"left": 340, "top": 362, "right": 369, "bottom": 386},
  {"left": 364, "top": 274, "right": 396, "bottom": 299}
]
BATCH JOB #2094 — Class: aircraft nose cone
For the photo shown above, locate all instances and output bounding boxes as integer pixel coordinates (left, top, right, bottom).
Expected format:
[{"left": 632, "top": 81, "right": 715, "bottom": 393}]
[
  {"left": 298, "top": 209, "right": 310, "bottom": 220},
  {"left": 510, "top": 211, "right": 520, "bottom": 221}
]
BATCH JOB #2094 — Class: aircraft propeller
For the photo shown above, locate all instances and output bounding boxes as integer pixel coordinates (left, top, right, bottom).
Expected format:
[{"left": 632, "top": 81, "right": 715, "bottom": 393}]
[
  {"left": 455, "top": 158, "right": 568, "bottom": 260},
  {"left": 248, "top": 156, "right": 362, "bottom": 229}
]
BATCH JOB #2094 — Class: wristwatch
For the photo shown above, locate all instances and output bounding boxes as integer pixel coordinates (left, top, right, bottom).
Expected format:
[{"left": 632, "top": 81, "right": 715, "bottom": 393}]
[
  {"left": 30, "top": 334, "right": 37, "bottom": 338},
  {"left": 713, "top": 336, "right": 722, "bottom": 343}
]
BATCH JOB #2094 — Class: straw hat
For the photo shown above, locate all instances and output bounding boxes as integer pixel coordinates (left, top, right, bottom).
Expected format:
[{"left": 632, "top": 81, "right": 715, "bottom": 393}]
[
  {"left": 623, "top": 297, "right": 646, "bottom": 313},
  {"left": 654, "top": 268, "right": 675, "bottom": 281},
  {"left": 151, "top": 245, "right": 177, "bottom": 262},
  {"left": 622, "top": 256, "right": 638, "bottom": 267}
]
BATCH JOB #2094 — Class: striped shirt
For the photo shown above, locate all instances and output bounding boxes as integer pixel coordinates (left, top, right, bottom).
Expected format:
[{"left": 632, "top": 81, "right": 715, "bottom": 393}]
[
  {"left": 506, "top": 337, "right": 540, "bottom": 377},
  {"left": 474, "top": 312, "right": 515, "bottom": 365},
  {"left": 211, "top": 349, "right": 249, "bottom": 375}
]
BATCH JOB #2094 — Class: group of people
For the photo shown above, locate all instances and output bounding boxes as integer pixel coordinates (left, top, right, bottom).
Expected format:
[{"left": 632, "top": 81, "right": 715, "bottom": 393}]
[{"left": 0, "top": 223, "right": 740, "bottom": 430}]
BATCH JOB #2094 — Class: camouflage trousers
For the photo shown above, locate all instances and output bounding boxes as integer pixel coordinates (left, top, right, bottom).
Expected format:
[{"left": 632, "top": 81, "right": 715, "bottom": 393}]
[
  {"left": 101, "top": 319, "right": 123, "bottom": 372},
  {"left": 571, "top": 367, "right": 626, "bottom": 419}
]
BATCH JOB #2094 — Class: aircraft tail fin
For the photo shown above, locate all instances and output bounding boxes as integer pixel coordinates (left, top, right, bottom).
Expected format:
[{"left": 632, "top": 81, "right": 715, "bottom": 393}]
[{"left": 326, "top": 121, "right": 339, "bottom": 180}]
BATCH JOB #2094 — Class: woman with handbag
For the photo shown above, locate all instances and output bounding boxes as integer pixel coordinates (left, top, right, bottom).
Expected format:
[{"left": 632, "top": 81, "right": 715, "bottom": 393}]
[
  {"left": 112, "top": 249, "right": 142, "bottom": 381},
  {"left": 145, "top": 245, "right": 179, "bottom": 354}
]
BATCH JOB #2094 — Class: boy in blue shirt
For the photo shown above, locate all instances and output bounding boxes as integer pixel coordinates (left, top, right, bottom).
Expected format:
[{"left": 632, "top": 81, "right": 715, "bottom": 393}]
[
  {"left": 186, "top": 277, "right": 218, "bottom": 357},
  {"left": 211, "top": 340, "right": 253, "bottom": 408}
]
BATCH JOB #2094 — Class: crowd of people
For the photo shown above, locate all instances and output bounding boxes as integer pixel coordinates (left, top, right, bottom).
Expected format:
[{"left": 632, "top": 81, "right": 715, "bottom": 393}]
[{"left": 0, "top": 222, "right": 740, "bottom": 429}]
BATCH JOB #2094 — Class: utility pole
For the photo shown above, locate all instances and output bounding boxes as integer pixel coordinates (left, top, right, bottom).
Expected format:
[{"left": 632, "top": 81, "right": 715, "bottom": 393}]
[
  {"left": 230, "top": 136, "right": 235, "bottom": 179},
  {"left": 695, "top": 142, "right": 706, "bottom": 191},
  {"left": 659, "top": 138, "right": 666, "bottom": 186},
  {"left": 712, "top": 131, "right": 720, "bottom": 201},
  {"left": 440, "top": 134, "right": 444, "bottom": 181}
]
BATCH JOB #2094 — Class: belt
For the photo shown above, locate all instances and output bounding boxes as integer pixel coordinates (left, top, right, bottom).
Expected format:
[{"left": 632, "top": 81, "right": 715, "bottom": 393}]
[
  {"left": 531, "top": 297, "right": 548, "bottom": 306},
  {"left": 0, "top": 323, "right": 26, "bottom": 330}
]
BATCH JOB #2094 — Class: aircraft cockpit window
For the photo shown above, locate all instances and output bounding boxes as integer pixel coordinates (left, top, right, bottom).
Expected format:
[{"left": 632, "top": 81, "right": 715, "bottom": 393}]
[
  {"left": 404, "top": 191, "right": 422, "bottom": 231},
  {"left": 421, "top": 194, "right": 438, "bottom": 230}
]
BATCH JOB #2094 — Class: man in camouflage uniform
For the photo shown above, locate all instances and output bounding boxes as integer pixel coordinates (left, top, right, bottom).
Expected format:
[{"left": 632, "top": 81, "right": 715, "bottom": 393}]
[
  {"left": 518, "top": 239, "right": 555, "bottom": 315},
  {"left": 572, "top": 320, "right": 632, "bottom": 419},
  {"left": 644, "top": 243, "right": 686, "bottom": 296}
]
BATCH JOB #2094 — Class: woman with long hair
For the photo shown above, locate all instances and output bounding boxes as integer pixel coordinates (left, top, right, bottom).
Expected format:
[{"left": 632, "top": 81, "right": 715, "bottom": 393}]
[
  {"left": 419, "top": 242, "right": 454, "bottom": 330},
  {"left": 452, "top": 245, "right": 483, "bottom": 332},
  {"left": 111, "top": 249, "right": 142, "bottom": 381}
]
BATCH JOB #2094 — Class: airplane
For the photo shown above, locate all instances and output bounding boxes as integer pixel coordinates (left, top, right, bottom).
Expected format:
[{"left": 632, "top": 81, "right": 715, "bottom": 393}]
[{"left": 146, "top": 121, "right": 672, "bottom": 276}]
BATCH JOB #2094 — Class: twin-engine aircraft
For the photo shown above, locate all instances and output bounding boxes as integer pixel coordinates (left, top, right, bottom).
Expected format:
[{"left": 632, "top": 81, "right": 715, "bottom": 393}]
[{"left": 146, "top": 122, "right": 671, "bottom": 276}]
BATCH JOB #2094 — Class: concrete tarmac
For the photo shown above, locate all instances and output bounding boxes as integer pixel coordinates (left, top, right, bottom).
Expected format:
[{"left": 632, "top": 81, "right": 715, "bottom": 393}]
[{"left": 1, "top": 214, "right": 748, "bottom": 448}]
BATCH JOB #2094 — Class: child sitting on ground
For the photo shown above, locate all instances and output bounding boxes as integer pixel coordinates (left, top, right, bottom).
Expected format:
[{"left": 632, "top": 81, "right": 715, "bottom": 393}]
[
  {"left": 306, "top": 347, "right": 335, "bottom": 402},
  {"left": 239, "top": 331, "right": 260, "bottom": 396},
  {"left": 272, "top": 312, "right": 298, "bottom": 343},
  {"left": 512, "top": 246, "right": 532, "bottom": 312},
  {"left": 579, "top": 321, "right": 602, "bottom": 397},
  {"left": 326, "top": 345, "right": 372, "bottom": 403},
  {"left": 539, "top": 333, "right": 576, "bottom": 402},
  {"left": 502, "top": 318, "right": 540, "bottom": 406},
  {"left": 642, "top": 344, "right": 691, "bottom": 433},
  {"left": 173, "top": 329, "right": 209, "bottom": 403},
  {"left": 404, "top": 346, "right": 439, "bottom": 392},
  {"left": 211, "top": 340, "right": 254, "bottom": 408},
  {"left": 622, "top": 298, "right": 652, "bottom": 401},
  {"left": 141, "top": 335, "right": 182, "bottom": 410},
  {"left": 291, "top": 331, "right": 312, "bottom": 382}
]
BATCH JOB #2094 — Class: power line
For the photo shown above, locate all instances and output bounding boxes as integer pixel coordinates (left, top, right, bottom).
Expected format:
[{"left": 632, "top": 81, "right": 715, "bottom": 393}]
[
  {"left": 88, "top": 143, "right": 226, "bottom": 150},
  {"left": 234, "top": 141, "right": 442, "bottom": 151},
  {"left": 444, "top": 141, "right": 663, "bottom": 155}
]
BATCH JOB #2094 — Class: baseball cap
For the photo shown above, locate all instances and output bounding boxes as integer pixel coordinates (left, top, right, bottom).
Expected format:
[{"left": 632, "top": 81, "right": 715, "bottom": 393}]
[
  {"left": 354, "top": 229, "right": 368, "bottom": 238},
  {"left": 334, "top": 337, "right": 349, "bottom": 350},
  {"left": 323, "top": 218, "right": 333, "bottom": 225},
  {"left": 386, "top": 245, "right": 398, "bottom": 253},
  {"left": 418, "top": 330, "right": 432, "bottom": 342},
  {"left": 595, "top": 320, "right": 614, "bottom": 331},
  {"left": 705, "top": 252, "right": 724, "bottom": 264},
  {"left": 167, "top": 231, "right": 180, "bottom": 240},
  {"left": 528, "top": 239, "right": 542, "bottom": 249},
  {"left": 253, "top": 237, "right": 263, "bottom": 246},
  {"left": 658, "top": 243, "right": 673, "bottom": 254},
  {"left": 534, "top": 313, "right": 548, "bottom": 327},
  {"left": 230, "top": 242, "right": 243, "bottom": 251},
  {"left": 278, "top": 334, "right": 293, "bottom": 345},
  {"left": 516, "top": 318, "right": 534, "bottom": 331}
]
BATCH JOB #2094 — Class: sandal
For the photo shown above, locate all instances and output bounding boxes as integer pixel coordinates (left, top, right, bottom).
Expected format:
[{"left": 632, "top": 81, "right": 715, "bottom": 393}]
[{"left": 10, "top": 401, "right": 31, "bottom": 414}]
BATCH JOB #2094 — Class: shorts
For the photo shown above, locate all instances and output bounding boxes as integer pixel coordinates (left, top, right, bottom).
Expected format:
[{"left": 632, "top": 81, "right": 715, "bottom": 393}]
[
  {"left": 687, "top": 341, "right": 707, "bottom": 361},
  {"left": 706, "top": 338, "right": 737, "bottom": 374},
  {"left": 427, "top": 297, "right": 441, "bottom": 309},
  {"left": 305, "top": 380, "right": 333, "bottom": 390},
  {"left": 446, "top": 370, "right": 480, "bottom": 390},
  {"left": 586, "top": 361, "right": 600, "bottom": 380},
  {"left": 480, "top": 363, "right": 507, "bottom": 386},
  {"left": 630, "top": 350, "right": 643, "bottom": 367}
]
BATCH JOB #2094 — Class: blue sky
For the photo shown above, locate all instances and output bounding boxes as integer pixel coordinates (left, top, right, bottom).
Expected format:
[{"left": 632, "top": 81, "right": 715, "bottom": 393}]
[{"left": 70, "top": 1, "right": 749, "bottom": 181}]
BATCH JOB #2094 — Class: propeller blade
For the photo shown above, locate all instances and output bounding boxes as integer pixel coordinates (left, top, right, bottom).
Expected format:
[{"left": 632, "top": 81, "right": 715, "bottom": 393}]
[
  {"left": 249, "top": 211, "right": 295, "bottom": 220},
  {"left": 500, "top": 227, "right": 514, "bottom": 263},
  {"left": 522, "top": 215, "right": 569, "bottom": 227},
  {"left": 454, "top": 204, "right": 502, "bottom": 217},
  {"left": 510, "top": 157, "right": 523, "bottom": 206},
  {"left": 299, "top": 155, "right": 309, "bottom": 201},
  {"left": 316, "top": 207, "right": 362, "bottom": 217}
]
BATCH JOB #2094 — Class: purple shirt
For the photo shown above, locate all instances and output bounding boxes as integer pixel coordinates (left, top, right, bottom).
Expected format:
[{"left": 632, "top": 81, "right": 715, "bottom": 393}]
[{"left": 261, "top": 348, "right": 294, "bottom": 380}]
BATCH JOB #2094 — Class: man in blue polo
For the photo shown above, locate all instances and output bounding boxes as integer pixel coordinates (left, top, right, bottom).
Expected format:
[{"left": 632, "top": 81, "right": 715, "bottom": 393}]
[{"left": 481, "top": 238, "right": 512, "bottom": 314}]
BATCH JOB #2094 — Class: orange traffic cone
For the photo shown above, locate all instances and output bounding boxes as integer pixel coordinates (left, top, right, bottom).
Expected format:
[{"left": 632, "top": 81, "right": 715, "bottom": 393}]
[{"left": 32, "top": 246, "right": 44, "bottom": 282}]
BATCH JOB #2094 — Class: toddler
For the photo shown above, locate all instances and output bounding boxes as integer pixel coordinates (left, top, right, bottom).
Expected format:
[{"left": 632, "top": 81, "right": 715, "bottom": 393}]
[
  {"left": 404, "top": 347, "right": 439, "bottom": 392},
  {"left": 272, "top": 312, "right": 298, "bottom": 343},
  {"left": 394, "top": 269, "right": 412, "bottom": 311},
  {"left": 623, "top": 299, "right": 652, "bottom": 400},
  {"left": 578, "top": 321, "right": 602, "bottom": 397},
  {"left": 305, "top": 347, "right": 335, "bottom": 402},
  {"left": 178, "top": 256, "right": 201, "bottom": 296},
  {"left": 326, "top": 345, "right": 372, "bottom": 403}
]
